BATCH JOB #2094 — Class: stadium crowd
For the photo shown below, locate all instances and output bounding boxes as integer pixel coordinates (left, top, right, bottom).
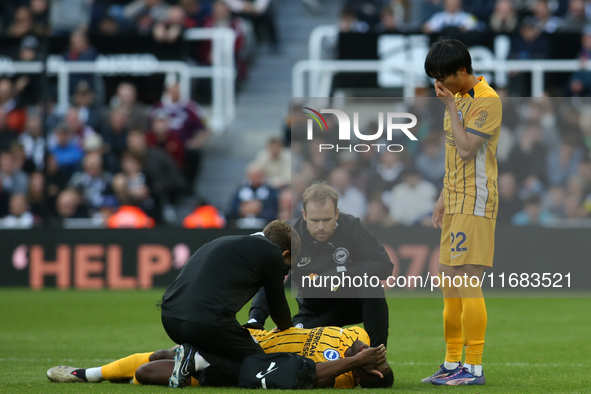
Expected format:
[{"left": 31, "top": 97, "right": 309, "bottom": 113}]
[
  {"left": 340, "top": 0, "right": 591, "bottom": 96},
  {"left": 0, "top": 0, "right": 590, "bottom": 229},
  {"left": 289, "top": 95, "right": 591, "bottom": 228}
]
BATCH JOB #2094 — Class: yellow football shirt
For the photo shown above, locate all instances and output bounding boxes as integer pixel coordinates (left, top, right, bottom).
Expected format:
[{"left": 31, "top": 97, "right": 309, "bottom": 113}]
[
  {"left": 249, "top": 326, "right": 370, "bottom": 389},
  {"left": 443, "top": 76, "right": 502, "bottom": 219}
]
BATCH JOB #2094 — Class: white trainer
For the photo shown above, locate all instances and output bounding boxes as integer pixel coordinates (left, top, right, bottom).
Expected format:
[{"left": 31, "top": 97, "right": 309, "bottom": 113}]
[{"left": 47, "top": 366, "right": 87, "bottom": 383}]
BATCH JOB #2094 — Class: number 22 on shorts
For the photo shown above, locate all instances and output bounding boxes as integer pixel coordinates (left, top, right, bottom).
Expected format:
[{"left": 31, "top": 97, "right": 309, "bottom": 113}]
[{"left": 450, "top": 232, "right": 468, "bottom": 258}]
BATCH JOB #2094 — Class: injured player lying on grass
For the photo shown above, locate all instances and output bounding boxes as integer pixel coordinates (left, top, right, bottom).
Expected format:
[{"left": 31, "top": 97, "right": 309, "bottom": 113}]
[{"left": 47, "top": 326, "right": 393, "bottom": 388}]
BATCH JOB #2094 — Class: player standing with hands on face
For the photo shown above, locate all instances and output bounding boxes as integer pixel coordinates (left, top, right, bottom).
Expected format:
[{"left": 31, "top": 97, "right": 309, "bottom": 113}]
[{"left": 422, "top": 38, "right": 501, "bottom": 386}]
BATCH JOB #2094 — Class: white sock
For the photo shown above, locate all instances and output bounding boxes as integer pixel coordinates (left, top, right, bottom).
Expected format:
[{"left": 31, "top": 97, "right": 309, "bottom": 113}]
[
  {"left": 463, "top": 363, "right": 482, "bottom": 377},
  {"left": 444, "top": 361, "right": 460, "bottom": 370},
  {"left": 85, "top": 367, "right": 105, "bottom": 382},
  {"left": 194, "top": 351, "right": 210, "bottom": 371}
]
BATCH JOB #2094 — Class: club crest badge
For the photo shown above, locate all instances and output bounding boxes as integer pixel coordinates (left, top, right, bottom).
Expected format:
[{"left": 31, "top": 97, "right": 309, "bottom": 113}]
[
  {"left": 323, "top": 349, "right": 340, "bottom": 361},
  {"left": 333, "top": 247, "right": 349, "bottom": 264}
]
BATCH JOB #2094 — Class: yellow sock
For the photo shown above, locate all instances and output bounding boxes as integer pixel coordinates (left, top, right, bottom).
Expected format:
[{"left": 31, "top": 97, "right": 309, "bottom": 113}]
[
  {"left": 102, "top": 352, "right": 154, "bottom": 382},
  {"left": 132, "top": 375, "right": 141, "bottom": 385},
  {"left": 440, "top": 274, "right": 463, "bottom": 363},
  {"left": 191, "top": 377, "right": 200, "bottom": 386},
  {"left": 457, "top": 285, "right": 487, "bottom": 366}
]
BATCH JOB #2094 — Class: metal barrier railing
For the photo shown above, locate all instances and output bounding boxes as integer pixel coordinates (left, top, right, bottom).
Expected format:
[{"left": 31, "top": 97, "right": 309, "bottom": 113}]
[{"left": 0, "top": 27, "right": 236, "bottom": 133}]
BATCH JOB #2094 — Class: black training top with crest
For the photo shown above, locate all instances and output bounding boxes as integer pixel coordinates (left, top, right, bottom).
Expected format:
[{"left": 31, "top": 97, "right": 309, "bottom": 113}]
[{"left": 161, "top": 234, "right": 292, "bottom": 329}]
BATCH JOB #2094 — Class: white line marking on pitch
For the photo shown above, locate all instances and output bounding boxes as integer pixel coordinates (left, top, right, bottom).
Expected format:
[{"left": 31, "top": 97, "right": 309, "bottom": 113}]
[
  {"left": 390, "top": 361, "right": 588, "bottom": 368},
  {"left": 1, "top": 358, "right": 586, "bottom": 368}
]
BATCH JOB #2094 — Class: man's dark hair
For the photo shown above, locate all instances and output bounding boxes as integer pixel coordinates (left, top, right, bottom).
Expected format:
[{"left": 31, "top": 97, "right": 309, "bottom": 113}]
[
  {"left": 263, "top": 220, "right": 301, "bottom": 262},
  {"left": 424, "top": 38, "right": 473, "bottom": 80},
  {"left": 358, "top": 364, "right": 394, "bottom": 388}
]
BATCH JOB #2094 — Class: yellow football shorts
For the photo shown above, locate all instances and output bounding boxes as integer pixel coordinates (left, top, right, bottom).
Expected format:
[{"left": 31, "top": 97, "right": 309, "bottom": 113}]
[{"left": 439, "top": 213, "right": 496, "bottom": 267}]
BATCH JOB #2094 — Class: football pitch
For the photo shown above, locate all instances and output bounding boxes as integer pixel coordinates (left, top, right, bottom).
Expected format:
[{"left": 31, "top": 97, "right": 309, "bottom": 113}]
[{"left": 0, "top": 289, "right": 589, "bottom": 394}]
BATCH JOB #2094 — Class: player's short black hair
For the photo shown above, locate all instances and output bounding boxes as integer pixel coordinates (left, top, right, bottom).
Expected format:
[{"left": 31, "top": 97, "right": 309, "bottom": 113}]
[
  {"left": 359, "top": 369, "right": 394, "bottom": 388},
  {"left": 424, "top": 37, "right": 473, "bottom": 80}
]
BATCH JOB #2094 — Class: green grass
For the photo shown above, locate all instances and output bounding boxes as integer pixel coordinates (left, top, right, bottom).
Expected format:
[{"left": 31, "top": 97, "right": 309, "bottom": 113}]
[{"left": 0, "top": 289, "right": 590, "bottom": 393}]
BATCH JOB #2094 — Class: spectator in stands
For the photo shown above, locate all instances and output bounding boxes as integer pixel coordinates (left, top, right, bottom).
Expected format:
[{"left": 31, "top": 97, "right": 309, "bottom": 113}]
[
  {"left": 124, "top": 0, "right": 170, "bottom": 35},
  {"left": 180, "top": 0, "right": 210, "bottom": 27},
  {"left": 559, "top": 0, "right": 588, "bottom": 32},
  {"left": 566, "top": 174, "right": 586, "bottom": 205},
  {"left": 367, "top": 150, "right": 405, "bottom": 202},
  {"left": 224, "top": 0, "right": 279, "bottom": 52},
  {"left": 463, "top": 0, "right": 496, "bottom": 22},
  {"left": 419, "top": 0, "right": 444, "bottom": 24},
  {"left": 115, "top": 151, "right": 159, "bottom": 222},
  {"left": 347, "top": 0, "right": 384, "bottom": 27},
  {"left": 27, "top": 171, "right": 47, "bottom": 219},
  {"left": 511, "top": 195, "right": 553, "bottom": 226},
  {"left": 68, "top": 151, "right": 114, "bottom": 216},
  {"left": 50, "top": 0, "right": 91, "bottom": 35},
  {"left": 252, "top": 137, "right": 291, "bottom": 189},
  {"left": 0, "top": 78, "right": 26, "bottom": 133},
  {"left": 565, "top": 29, "right": 591, "bottom": 96},
  {"left": 126, "top": 129, "right": 185, "bottom": 207},
  {"left": 0, "top": 194, "right": 34, "bottom": 228},
  {"left": 423, "top": 0, "right": 477, "bottom": 33},
  {"left": 97, "top": 16, "right": 121, "bottom": 35},
  {"left": 10, "top": 142, "right": 32, "bottom": 176},
  {"left": 337, "top": 151, "right": 368, "bottom": 194},
  {"left": 547, "top": 134, "right": 585, "bottom": 187},
  {"left": 542, "top": 185, "right": 567, "bottom": 219},
  {"left": 389, "top": 0, "right": 423, "bottom": 32},
  {"left": 64, "top": 31, "right": 98, "bottom": 94},
  {"left": 62, "top": 107, "right": 98, "bottom": 149},
  {"left": 6, "top": 7, "right": 34, "bottom": 38},
  {"left": 363, "top": 198, "right": 395, "bottom": 227},
  {"left": 51, "top": 188, "right": 87, "bottom": 226},
  {"left": 183, "top": 201, "right": 226, "bottom": 228},
  {"left": 49, "top": 124, "right": 84, "bottom": 175},
  {"left": 14, "top": 36, "right": 42, "bottom": 107},
  {"left": 0, "top": 150, "right": 29, "bottom": 195},
  {"left": 389, "top": 167, "right": 437, "bottom": 226},
  {"left": 111, "top": 82, "right": 148, "bottom": 130},
  {"left": 73, "top": 81, "right": 105, "bottom": 136},
  {"left": 489, "top": 0, "right": 518, "bottom": 34},
  {"left": 375, "top": 6, "right": 400, "bottom": 33},
  {"left": 202, "top": 1, "right": 248, "bottom": 79},
  {"left": 0, "top": 176, "right": 8, "bottom": 217},
  {"left": 30, "top": 0, "right": 50, "bottom": 36},
  {"left": 506, "top": 123, "right": 547, "bottom": 195},
  {"left": 146, "top": 110, "right": 185, "bottom": 169},
  {"left": 151, "top": 77, "right": 210, "bottom": 192},
  {"left": 45, "top": 153, "right": 69, "bottom": 212},
  {"left": 228, "top": 163, "right": 278, "bottom": 228},
  {"left": 339, "top": 5, "right": 370, "bottom": 32},
  {"left": 328, "top": 166, "right": 367, "bottom": 218},
  {"left": 415, "top": 133, "right": 445, "bottom": 186},
  {"left": 103, "top": 108, "right": 130, "bottom": 173},
  {"left": 0, "top": 109, "right": 18, "bottom": 152},
  {"left": 577, "top": 156, "right": 591, "bottom": 194},
  {"left": 153, "top": 6, "right": 186, "bottom": 43},
  {"left": 532, "top": 0, "right": 562, "bottom": 33},
  {"left": 564, "top": 194, "right": 587, "bottom": 219},
  {"left": 276, "top": 188, "right": 292, "bottom": 222},
  {"left": 496, "top": 172, "right": 523, "bottom": 224}
]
